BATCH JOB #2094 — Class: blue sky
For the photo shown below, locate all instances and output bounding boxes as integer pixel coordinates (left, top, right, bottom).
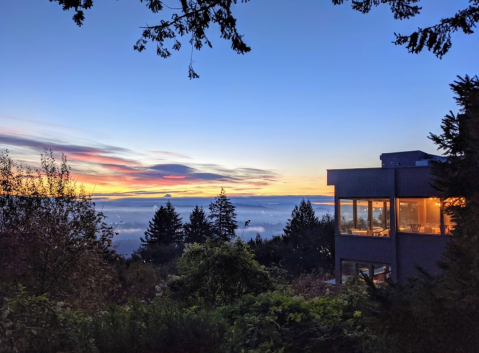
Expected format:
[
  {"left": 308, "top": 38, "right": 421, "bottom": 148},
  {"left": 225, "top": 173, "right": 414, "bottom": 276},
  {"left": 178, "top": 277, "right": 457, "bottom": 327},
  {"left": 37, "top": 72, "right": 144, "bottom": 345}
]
[{"left": 0, "top": 0, "right": 477, "bottom": 196}]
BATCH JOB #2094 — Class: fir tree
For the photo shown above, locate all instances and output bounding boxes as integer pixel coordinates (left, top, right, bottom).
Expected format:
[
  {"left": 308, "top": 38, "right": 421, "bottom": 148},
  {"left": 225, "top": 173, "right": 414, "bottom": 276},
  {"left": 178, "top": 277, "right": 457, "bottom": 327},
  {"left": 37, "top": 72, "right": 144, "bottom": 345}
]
[
  {"left": 141, "top": 201, "right": 183, "bottom": 245},
  {"left": 283, "top": 199, "right": 319, "bottom": 247},
  {"left": 183, "top": 205, "right": 213, "bottom": 243},
  {"left": 208, "top": 188, "right": 238, "bottom": 241},
  {"left": 428, "top": 74, "right": 479, "bottom": 309}
]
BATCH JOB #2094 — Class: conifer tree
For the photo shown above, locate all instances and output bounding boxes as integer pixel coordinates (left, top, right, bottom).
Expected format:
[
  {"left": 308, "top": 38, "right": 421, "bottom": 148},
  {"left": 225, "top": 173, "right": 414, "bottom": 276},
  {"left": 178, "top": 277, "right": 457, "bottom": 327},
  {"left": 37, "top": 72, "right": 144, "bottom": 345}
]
[
  {"left": 141, "top": 201, "right": 183, "bottom": 245},
  {"left": 428, "top": 74, "right": 479, "bottom": 307},
  {"left": 184, "top": 205, "right": 213, "bottom": 243},
  {"left": 208, "top": 188, "right": 238, "bottom": 241},
  {"left": 283, "top": 199, "right": 319, "bottom": 247}
]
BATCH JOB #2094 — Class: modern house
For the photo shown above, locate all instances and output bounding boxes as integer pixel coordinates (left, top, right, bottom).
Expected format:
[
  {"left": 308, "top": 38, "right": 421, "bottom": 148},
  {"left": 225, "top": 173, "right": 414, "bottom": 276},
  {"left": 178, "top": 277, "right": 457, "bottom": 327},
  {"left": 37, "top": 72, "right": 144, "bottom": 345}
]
[{"left": 327, "top": 151, "right": 453, "bottom": 284}]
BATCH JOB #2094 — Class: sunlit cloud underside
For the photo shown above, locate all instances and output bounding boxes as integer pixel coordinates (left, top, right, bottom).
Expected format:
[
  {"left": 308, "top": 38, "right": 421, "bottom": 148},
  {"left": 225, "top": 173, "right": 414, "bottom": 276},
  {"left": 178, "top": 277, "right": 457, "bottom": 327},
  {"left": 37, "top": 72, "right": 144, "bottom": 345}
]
[{"left": 0, "top": 130, "right": 331, "bottom": 198}]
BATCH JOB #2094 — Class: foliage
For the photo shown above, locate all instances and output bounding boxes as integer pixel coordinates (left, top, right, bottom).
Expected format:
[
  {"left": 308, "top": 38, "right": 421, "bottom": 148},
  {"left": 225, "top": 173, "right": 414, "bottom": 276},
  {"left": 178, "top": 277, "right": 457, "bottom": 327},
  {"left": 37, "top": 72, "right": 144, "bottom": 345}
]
[
  {"left": 219, "top": 290, "right": 375, "bottom": 353},
  {"left": 0, "top": 286, "right": 94, "bottom": 353},
  {"left": 428, "top": 75, "right": 479, "bottom": 307},
  {"left": 208, "top": 188, "right": 238, "bottom": 242},
  {"left": 174, "top": 239, "right": 274, "bottom": 306},
  {"left": 333, "top": 0, "right": 479, "bottom": 58},
  {"left": 291, "top": 272, "right": 338, "bottom": 299},
  {"left": 284, "top": 199, "right": 319, "bottom": 246},
  {"left": 0, "top": 150, "right": 117, "bottom": 310},
  {"left": 109, "top": 257, "right": 161, "bottom": 304},
  {"left": 50, "top": 0, "right": 477, "bottom": 77},
  {"left": 184, "top": 205, "right": 214, "bottom": 243},
  {"left": 141, "top": 200, "right": 183, "bottom": 246},
  {"left": 91, "top": 298, "right": 227, "bottom": 353},
  {"left": 133, "top": 241, "right": 185, "bottom": 268},
  {"left": 364, "top": 273, "right": 479, "bottom": 352},
  {"left": 250, "top": 212, "right": 335, "bottom": 278},
  {"left": 359, "top": 75, "right": 479, "bottom": 352}
]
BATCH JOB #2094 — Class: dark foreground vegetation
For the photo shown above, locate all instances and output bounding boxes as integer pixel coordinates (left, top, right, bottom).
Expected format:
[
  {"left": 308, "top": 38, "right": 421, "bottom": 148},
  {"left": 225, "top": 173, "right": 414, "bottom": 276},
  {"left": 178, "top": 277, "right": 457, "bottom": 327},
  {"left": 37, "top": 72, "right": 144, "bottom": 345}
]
[{"left": 1, "top": 75, "right": 478, "bottom": 352}]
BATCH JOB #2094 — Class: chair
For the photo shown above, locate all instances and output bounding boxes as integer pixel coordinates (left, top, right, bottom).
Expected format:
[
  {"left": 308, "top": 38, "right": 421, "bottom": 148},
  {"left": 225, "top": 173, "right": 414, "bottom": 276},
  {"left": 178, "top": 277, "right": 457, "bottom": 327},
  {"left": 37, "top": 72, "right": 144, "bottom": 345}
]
[{"left": 366, "top": 230, "right": 373, "bottom": 236}]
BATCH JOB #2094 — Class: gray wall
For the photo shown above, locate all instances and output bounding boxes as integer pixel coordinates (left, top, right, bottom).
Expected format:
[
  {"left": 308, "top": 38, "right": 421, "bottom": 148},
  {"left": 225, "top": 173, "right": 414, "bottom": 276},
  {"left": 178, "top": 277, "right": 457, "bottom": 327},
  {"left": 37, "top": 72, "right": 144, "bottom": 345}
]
[{"left": 328, "top": 166, "right": 449, "bottom": 284}]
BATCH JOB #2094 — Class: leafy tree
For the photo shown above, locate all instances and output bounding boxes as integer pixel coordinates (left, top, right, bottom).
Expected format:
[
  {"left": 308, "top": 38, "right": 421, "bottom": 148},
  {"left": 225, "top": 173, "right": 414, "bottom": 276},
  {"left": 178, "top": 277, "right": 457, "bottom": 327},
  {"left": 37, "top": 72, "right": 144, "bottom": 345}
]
[
  {"left": 184, "top": 205, "right": 214, "bottom": 243},
  {"left": 49, "top": 0, "right": 477, "bottom": 77},
  {"left": 141, "top": 201, "right": 183, "bottom": 246},
  {"left": 174, "top": 239, "right": 273, "bottom": 306},
  {"left": 0, "top": 150, "right": 117, "bottom": 310},
  {"left": 208, "top": 188, "right": 238, "bottom": 241}
]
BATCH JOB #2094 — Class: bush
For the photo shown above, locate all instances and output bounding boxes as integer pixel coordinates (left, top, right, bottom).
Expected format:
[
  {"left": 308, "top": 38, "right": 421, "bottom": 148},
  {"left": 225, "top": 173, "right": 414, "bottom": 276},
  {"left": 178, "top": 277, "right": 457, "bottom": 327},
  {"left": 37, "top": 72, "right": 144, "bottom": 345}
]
[
  {"left": 219, "top": 290, "right": 374, "bottom": 353},
  {"left": 92, "top": 298, "right": 227, "bottom": 353},
  {"left": 0, "top": 286, "right": 94, "bottom": 353},
  {"left": 174, "top": 239, "right": 274, "bottom": 306},
  {"left": 291, "top": 271, "right": 338, "bottom": 299}
]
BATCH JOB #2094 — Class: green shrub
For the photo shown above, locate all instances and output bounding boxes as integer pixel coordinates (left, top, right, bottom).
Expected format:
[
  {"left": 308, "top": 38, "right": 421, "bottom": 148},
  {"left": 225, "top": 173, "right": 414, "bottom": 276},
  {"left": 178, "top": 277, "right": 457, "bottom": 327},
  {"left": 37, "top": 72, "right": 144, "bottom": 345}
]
[
  {"left": 174, "top": 239, "right": 274, "bottom": 306},
  {"left": 0, "top": 286, "right": 94, "bottom": 353},
  {"left": 92, "top": 298, "right": 227, "bottom": 353},
  {"left": 218, "top": 290, "right": 375, "bottom": 353}
]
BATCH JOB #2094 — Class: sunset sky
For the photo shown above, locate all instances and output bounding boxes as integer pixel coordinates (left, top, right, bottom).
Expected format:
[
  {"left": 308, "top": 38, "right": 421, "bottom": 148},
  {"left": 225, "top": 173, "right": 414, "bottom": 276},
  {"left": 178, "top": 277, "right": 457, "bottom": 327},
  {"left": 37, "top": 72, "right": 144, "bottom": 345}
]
[{"left": 0, "top": 0, "right": 477, "bottom": 198}]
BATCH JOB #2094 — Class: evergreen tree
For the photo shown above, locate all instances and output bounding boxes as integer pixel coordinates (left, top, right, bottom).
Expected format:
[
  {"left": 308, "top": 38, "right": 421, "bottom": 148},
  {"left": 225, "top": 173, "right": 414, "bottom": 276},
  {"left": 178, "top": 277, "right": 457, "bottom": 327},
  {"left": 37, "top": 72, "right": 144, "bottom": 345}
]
[
  {"left": 283, "top": 199, "right": 319, "bottom": 247},
  {"left": 428, "top": 74, "right": 479, "bottom": 308},
  {"left": 208, "top": 188, "right": 238, "bottom": 241},
  {"left": 363, "top": 76, "right": 479, "bottom": 352},
  {"left": 183, "top": 205, "right": 213, "bottom": 243},
  {"left": 141, "top": 201, "right": 183, "bottom": 245}
]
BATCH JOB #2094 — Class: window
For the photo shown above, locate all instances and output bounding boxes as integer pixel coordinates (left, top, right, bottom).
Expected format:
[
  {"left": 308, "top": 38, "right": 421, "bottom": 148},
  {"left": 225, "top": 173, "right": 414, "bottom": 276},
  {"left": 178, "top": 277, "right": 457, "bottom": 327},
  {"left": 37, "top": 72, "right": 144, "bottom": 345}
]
[
  {"left": 339, "top": 199, "right": 354, "bottom": 235},
  {"left": 398, "top": 198, "right": 442, "bottom": 234},
  {"left": 340, "top": 260, "right": 391, "bottom": 284},
  {"left": 339, "top": 199, "right": 390, "bottom": 236}
]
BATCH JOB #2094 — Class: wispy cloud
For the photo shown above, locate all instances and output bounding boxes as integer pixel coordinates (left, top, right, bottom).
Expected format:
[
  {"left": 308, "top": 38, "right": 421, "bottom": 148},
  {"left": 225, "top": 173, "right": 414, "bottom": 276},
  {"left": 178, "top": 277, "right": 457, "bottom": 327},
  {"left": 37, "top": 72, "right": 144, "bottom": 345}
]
[
  {"left": 1, "top": 132, "right": 278, "bottom": 197},
  {"left": 150, "top": 151, "right": 192, "bottom": 159}
]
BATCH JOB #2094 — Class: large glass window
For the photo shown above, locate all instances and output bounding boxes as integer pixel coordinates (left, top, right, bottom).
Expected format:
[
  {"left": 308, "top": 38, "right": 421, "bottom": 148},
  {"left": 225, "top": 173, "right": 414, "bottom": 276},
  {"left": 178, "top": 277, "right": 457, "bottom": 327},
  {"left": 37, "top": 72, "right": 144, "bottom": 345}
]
[
  {"left": 339, "top": 199, "right": 390, "bottom": 236},
  {"left": 356, "top": 201, "right": 369, "bottom": 230},
  {"left": 398, "top": 198, "right": 441, "bottom": 234},
  {"left": 341, "top": 260, "right": 391, "bottom": 284},
  {"left": 339, "top": 199, "right": 354, "bottom": 235}
]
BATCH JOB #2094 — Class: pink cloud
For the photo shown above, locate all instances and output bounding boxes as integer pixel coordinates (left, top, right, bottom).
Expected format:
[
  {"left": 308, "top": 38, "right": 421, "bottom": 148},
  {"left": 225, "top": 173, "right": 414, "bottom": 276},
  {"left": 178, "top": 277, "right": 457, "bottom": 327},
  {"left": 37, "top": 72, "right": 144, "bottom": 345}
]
[{"left": 150, "top": 151, "right": 192, "bottom": 159}]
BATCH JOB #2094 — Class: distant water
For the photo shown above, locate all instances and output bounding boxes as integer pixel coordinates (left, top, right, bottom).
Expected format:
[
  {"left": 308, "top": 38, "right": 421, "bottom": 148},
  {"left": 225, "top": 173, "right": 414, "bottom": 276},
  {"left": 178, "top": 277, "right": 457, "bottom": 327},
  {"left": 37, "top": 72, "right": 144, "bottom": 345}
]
[{"left": 94, "top": 195, "right": 334, "bottom": 256}]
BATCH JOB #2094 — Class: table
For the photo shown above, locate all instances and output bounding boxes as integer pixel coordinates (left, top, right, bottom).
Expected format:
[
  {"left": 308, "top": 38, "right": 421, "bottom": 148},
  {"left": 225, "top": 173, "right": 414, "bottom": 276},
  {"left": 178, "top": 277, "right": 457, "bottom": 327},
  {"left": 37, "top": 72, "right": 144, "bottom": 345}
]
[
  {"left": 408, "top": 224, "right": 421, "bottom": 233},
  {"left": 351, "top": 230, "right": 367, "bottom": 236}
]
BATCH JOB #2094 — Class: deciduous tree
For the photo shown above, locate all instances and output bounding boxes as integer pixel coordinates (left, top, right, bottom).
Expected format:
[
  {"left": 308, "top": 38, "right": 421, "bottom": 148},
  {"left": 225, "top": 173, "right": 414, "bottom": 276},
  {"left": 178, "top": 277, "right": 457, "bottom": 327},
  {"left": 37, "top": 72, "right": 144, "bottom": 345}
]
[{"left": 0, "top": 150, "right": 117, "bottom": 310}]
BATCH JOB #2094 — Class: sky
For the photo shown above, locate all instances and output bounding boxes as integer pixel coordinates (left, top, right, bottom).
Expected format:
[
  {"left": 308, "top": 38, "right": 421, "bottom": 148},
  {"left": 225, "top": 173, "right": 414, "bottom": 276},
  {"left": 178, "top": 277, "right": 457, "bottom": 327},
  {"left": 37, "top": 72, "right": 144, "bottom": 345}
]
[{"left": 0, "top": 0, "right": 477, "bottom": 198}]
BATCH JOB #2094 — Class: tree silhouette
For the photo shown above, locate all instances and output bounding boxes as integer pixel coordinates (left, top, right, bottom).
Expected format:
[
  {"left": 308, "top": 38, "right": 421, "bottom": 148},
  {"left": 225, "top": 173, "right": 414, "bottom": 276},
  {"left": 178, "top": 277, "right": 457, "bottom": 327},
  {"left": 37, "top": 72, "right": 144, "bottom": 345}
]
[
  {"left": 0, "top": 150, "right": 117, "bottom": 309},
  {"left": 208, "top": 188, "right": 238, "bottom": 241},
  {"left": 333, "top": 0, "right": 479, "bottom": 59},
  {"left": 429, "top": 74, "right": 479, "bottom": 308},
  {"left": 284, "top": 199, "right": 319, "bottom": 247},
  {"left": 141, "top": 201, "right": 183, "bottom": 245},
  {"left": 47, "top": 0, "right": 478, "bottom": 76},
  {"left": 184, "top": 205, "right": 213, "bottom": 243}
]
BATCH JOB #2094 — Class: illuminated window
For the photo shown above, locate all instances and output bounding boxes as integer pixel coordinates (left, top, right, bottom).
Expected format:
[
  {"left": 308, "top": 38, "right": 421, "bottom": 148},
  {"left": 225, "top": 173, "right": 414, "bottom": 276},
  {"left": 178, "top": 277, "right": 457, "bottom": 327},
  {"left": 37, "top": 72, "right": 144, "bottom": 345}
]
[
  {"left": 339, "top": 199, "right": 390, "bottom": 236},
  {"left": 339, "top": 199, "right": 354, "bottom": 235},
  {"left": 398, "top": 198, "right": 442, "bottom": 234}
]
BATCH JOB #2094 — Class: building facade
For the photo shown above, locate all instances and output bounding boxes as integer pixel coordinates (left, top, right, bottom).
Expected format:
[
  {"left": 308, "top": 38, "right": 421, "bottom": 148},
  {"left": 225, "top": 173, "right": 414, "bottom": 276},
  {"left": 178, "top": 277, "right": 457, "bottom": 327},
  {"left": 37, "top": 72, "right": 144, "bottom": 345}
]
[{"left": 327, "top": 151, "right": 452, "bottom": 284}]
